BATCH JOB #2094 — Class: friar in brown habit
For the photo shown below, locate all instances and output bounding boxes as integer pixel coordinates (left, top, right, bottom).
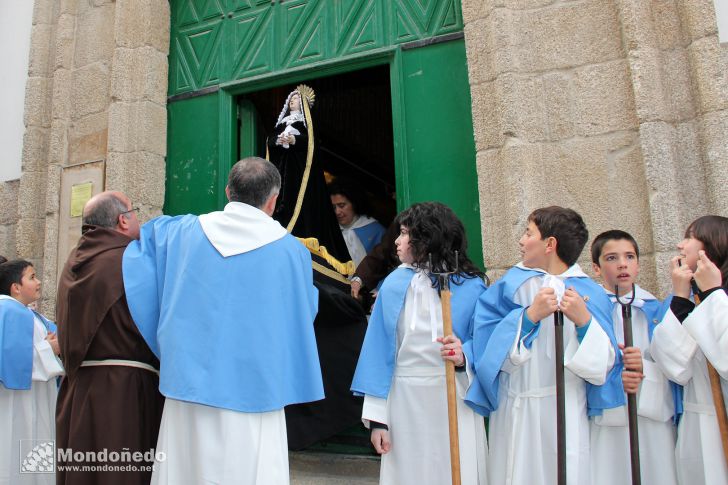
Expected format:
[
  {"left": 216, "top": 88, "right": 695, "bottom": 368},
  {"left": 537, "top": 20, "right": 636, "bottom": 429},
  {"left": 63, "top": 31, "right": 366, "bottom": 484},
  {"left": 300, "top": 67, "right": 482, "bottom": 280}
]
[{"left": 55, "top": 191, "right": 164, "bottom": 485}]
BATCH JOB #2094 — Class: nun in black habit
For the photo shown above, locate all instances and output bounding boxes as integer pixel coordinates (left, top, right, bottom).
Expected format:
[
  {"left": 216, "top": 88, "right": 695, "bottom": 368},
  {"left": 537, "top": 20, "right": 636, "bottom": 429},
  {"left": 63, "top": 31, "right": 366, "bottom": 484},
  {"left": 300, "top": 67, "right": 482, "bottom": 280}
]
[{"left": 267, "top": 85, "right": 368, "bottom": 450}]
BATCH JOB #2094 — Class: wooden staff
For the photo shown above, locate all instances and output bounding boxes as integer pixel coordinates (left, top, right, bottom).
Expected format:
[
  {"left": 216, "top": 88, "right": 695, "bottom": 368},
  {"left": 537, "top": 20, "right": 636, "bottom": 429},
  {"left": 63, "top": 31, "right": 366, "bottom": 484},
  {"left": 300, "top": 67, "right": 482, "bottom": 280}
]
[
  {"left": 615, "top": 285, "right": 641, "bottom": 485},
  {"left": 431, "top": 253, "right": 461, "bottom": 485},
  {"left": 691, "top": 283, "right": 728, "bottom": 467},
  {"left": 554, "top": 309, "right": 566, "bottom": 485}
]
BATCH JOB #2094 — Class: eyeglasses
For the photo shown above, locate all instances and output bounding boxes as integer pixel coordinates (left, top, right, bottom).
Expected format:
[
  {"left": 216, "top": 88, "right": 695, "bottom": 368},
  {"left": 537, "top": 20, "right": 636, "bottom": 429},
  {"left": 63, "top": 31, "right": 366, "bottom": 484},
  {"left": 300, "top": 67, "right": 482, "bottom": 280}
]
[{"left": 120, "top": 207, "right": 139, "bottom": 216}]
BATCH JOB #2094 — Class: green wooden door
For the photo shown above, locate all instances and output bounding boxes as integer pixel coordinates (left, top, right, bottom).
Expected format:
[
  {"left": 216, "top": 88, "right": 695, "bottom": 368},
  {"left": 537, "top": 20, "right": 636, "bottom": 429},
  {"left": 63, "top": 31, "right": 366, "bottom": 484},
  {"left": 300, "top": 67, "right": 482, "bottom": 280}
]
[
  {"left": 396, "top": 38, "right": 483, "bottom": 267},
  {"left": 166, "top": 0, "right": 483, "bottom": 266}
]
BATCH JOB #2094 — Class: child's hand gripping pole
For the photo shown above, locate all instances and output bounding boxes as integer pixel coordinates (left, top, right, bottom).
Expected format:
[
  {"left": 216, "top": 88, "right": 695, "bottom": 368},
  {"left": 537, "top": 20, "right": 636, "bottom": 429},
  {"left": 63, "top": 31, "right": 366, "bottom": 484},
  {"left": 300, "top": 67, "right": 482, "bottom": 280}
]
[
  {"left": 431, "top": 253, "right": 461, "bottom": 485},
  {"left": 615, "top": 285, "right": 642, "bottom": 485}
]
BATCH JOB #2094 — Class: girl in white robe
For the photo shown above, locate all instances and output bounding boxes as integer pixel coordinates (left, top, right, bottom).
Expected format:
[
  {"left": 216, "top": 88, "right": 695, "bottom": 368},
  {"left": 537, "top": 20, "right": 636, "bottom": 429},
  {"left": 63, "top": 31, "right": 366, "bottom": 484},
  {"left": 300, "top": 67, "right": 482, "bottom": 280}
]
[
  {"left": 650, "top": 215, "right": 728, "bottom": 485},
  {"left": 351, "top": 202, "right": 488, "bottom": 485}
]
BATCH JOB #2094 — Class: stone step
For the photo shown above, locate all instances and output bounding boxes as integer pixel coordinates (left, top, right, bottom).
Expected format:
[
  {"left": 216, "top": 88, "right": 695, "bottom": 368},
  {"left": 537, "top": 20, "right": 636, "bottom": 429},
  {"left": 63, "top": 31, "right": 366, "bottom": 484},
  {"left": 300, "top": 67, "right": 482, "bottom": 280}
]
[{"left": 289, "top": 451, "right": 380, "bottom": 484}]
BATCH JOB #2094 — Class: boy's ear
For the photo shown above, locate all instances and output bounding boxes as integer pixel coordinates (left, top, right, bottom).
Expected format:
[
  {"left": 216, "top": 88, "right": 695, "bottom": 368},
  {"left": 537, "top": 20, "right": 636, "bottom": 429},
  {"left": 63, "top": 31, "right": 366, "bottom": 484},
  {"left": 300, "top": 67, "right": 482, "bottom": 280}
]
[
  {"left": 10, "top": 281, "right": 20, "bottom": 297},
  {"left": 592, "top": 262, "right": 602, "bottom": 277},
  {"left": 545, "top": 236, "right": 558, "bottom": 254}
]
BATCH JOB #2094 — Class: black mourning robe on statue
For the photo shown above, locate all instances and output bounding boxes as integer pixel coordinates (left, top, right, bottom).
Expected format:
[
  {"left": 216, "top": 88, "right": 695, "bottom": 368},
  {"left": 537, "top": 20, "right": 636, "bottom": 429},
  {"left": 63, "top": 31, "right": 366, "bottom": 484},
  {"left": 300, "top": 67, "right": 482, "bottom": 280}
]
[{"left": 267, "top": 108, "right": 368, "bottom": 450}]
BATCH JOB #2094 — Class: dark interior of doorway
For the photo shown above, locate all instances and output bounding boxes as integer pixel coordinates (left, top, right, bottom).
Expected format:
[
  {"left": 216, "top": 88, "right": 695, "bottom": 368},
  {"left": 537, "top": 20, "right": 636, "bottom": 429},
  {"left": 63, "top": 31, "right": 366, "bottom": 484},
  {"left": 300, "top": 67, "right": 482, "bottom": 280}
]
[
  {"left": 238, "top": 65, "right": 396, "bottom": 455},
  {"left": 239, "top": 64, "right": 397, "bottom": 229}
]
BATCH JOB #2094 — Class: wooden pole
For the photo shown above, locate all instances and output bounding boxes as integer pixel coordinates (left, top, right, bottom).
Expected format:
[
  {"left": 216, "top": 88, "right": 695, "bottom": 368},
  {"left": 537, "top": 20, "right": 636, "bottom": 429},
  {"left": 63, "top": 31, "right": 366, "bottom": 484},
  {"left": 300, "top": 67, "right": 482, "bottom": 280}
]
[
  {"left": 554, "top": 310, "right": 566, "bottom": 485},
  {"left": 616, "top": 286, "right": 641, "bottom": 485},
  {"left": 440, "top": 281, "right": 461, "bottom": 485}
]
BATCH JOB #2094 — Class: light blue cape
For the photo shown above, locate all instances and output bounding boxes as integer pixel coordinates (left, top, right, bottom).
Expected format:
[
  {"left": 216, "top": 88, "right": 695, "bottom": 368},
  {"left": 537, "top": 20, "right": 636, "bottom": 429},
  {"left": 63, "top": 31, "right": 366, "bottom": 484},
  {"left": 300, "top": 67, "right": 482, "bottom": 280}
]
[
  {"left": 464, "top": 266, "right": 625, "bottom": 416},
  {"left": 0, "top": 298, "right": 56, "bottom": 390},
  {"left": 122, "top": 215, "right": 324, "bottom": 412},
  {"left": 352, "top": 221, "right": 386, "bottom": 254},
  {"left": 351, "top": 266, "right": 486, "bottom": 407}
]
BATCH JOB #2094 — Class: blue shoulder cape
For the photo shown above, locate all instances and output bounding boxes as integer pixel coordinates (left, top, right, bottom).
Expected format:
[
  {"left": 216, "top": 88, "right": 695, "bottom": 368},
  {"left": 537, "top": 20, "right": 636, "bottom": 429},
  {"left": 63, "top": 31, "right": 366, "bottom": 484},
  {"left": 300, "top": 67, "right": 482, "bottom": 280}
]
[
  {"left": 122, "top": 215, "right": 324, "bottom": 413},
  {"left": 465, "top": 266, "right": 625, "bottom": 417},
  {"left": 352, "top": 221, "right": 386, "bottom": 254},
  {"left": 0, "top": 298, "right": 56, "bottom": 390},
  {"left": 351, "top": 267, "right": 486, "bottom": 406}
]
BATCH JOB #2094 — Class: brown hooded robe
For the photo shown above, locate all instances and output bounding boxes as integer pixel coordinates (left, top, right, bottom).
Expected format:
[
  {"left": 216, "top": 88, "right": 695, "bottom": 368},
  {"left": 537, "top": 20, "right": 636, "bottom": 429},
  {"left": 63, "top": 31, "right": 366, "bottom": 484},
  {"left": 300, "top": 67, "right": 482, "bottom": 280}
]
[{"left": 55, "top": 226, "right": 164, "bottom": 485}]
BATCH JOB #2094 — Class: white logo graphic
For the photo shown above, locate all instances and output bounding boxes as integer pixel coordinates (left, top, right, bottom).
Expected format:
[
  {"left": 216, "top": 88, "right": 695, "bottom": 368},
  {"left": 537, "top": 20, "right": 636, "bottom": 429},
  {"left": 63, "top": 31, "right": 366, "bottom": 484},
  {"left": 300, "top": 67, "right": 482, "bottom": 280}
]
[{"left": 20, "top": 440, "right": 55, "bottom": 473}]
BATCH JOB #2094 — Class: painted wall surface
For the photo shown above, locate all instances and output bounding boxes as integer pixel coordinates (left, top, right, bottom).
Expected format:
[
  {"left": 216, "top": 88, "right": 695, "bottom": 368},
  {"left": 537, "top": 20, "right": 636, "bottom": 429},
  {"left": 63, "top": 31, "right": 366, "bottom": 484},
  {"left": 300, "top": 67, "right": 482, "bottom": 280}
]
[{"left": 0, "top": 0, "right": 34, "bottom": 182}]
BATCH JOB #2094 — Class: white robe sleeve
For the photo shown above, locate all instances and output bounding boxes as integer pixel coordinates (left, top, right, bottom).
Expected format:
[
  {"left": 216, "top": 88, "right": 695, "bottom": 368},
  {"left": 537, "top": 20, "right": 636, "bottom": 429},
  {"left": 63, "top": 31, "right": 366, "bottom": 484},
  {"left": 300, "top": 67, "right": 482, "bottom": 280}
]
[
  {"left": 505, "top": 313, "right": 533, "bottom": 370},
  {"left": 362, "top": 395, "right": 388, "bottom": 428},
  {"left": 684, "top": 290, "right": 728, "bottom": 379},
  {"left": 564, "top": 319, "right": 615, "bottom": 385},
  {"left": 31, "top": 334, "right": 64, "bottom": 382},
  {"left": 637, "top": 359, "right": 676, "bottom": 422},
  {"left": 650, "top": 309, "right": 698, "bottom": 385}
]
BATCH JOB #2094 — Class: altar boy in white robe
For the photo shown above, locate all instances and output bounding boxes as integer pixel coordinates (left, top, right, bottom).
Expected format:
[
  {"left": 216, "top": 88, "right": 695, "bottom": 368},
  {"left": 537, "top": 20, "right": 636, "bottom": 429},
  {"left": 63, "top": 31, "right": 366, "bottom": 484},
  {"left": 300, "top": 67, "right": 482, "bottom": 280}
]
[
  {"left": 0, "top": 260, "right": 64, "bottom": 485},
  {"left": 589, "top": 230, "right": 678, "bottom": 485},
  {"left": 466, "top": 206, "right": 624, "bottom": 485},
  {"left": 650, "top": 215, "right": 728, "bottom": 485}
]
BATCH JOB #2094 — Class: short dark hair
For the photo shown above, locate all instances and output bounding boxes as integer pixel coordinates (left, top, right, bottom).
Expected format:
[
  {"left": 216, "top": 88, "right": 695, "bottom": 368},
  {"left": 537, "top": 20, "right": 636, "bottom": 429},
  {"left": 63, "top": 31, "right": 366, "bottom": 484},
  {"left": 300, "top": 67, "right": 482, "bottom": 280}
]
[
  {"left": 528, "top": 206, "right": 588, "bottom": 266},
  {"left": 82, "top": 194, "right": 128, "bottom": 228},
  {"left": 328, "top": 177, "right": 369, "bottom": 216},
  {"left": 0, "top": 259, "right": 33, "bottom": 296},
  {"left": 227, "top": 157, "right": 281, "bottom": 209},
  {"left": 591, "top": 230, "right": 640, "bottom": 265},
  {"left": 686, "top": 215, "right": 728, "bottom": 289}
]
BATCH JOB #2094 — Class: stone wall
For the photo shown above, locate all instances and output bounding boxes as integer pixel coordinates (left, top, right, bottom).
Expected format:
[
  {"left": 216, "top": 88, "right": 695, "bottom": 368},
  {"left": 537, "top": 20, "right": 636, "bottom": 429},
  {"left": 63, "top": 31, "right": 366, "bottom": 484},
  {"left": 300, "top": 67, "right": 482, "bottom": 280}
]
[
  {"left": 463, "top": 0, "right": 728, "bottom": 296},
  {"left": 8, "top": 0, "right": 169, "bottom": 314}
]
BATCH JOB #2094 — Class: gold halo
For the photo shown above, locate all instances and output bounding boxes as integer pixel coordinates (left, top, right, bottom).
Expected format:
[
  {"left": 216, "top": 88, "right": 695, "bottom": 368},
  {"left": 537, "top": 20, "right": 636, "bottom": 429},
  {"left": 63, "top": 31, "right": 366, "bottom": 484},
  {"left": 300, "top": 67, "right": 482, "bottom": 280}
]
[{"left": 296, "top": 84, "right": 316, "bottom": 107}]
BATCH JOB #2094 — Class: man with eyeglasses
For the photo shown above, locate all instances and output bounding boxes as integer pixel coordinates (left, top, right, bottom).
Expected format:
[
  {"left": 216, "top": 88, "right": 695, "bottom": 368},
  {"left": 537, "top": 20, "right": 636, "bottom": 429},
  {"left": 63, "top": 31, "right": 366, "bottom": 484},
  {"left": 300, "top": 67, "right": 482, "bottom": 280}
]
[{"left": 55, "top": 191, "right": 164, "bottom": 485}]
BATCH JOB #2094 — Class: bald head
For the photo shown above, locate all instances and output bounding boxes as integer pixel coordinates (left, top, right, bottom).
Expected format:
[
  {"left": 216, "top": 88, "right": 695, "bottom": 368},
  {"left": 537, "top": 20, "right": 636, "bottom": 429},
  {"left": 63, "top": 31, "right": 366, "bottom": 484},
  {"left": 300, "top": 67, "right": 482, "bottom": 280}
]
[{"left": 82, "top": 191, "right": 140, "bottom": 239}]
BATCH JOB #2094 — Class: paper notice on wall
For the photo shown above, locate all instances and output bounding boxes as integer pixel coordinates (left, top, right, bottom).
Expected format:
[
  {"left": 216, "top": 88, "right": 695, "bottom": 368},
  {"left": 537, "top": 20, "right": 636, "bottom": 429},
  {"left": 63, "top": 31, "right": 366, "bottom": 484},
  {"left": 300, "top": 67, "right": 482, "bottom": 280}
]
[{"left": 70, "top": 182, "right": 93, "bottom": 218}]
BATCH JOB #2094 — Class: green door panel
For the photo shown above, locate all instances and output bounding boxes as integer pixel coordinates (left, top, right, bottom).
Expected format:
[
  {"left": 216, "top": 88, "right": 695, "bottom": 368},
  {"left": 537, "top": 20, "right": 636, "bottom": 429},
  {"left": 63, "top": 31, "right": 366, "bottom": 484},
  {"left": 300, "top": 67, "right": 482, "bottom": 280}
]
[
  {"left": 397, "top": 38, "right": 483, "bottom": 268},
  {"left": 165, "top": 93, "right": 221, "bottom": 215},
  {"left": 169, "top": 0, "right": 463, "bottom": 95}
]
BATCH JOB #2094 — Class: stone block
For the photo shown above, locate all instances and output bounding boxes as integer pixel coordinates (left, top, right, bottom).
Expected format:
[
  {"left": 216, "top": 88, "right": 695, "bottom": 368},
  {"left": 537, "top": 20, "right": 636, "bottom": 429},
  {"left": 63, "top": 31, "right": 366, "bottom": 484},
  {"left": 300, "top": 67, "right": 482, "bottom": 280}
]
[
  {"left": 687, "top": 36, "right": 728, "bottom": 114},
  {"left": 69, "top": 112, "right": 109, "bottom": 164},
  {"left": 33, "top": 0, "right": 55, "bottom": 25},
  {"left": 636, "top": 121, "right": 688, "bottom": 253},
  {"left": 18, "top": 172, "right": 47, "bottom": 220},
  {"left": 60, "top": 0, "right": 78, "bottom": 15},
  {"left": 470, "top": 80, "right": 504, "bottom": 150},
  {"left": 502, "top": 0, "right": 624, "bottom": 73},
  {"left": 674, "top": 120, "right": 710, "bottom": 216},
  {"left": 498, "top": 73, "right": 548, "bottom": 142},
  {"left": 677, "top": 0, "right": 718, "bottom": 41},
  {"left": 652, "top": 0, "right": 687, "bottom": 50},
  {"left": 28, "top": 24, "right": 52, "bottom": 77},
  {"left": 22, "top": 127, "right": 50, "bottom": 172},
  {"left": 115, "top": 0, "right": 171, "bottom": 54},
  {"left": 51, "top": 68, "right": 73, "bottom": 121},
  {"left": 542, "top": 72, "right": 575, "bottom": 141},
  {"left": 106, "top": 151, "right": 166, "bottom": 212},
  {"left": 462, "top": 0, "right": 490, "bottom": 24},
  {"left": 55, "top": 14, "right": 77, "bottom": 71},
  {"left": 71, "top": 62, "right": 111, "bottom": 120},
  {"left": 48, "top": 119, "right": 70, "bottom": 167},
  {"left": 74, "top": 2, "right": 115, "bottom": 67},
  {"left": 0, "top": 181, "right": 20, "bottom": 225},
  {"left": 15, "top": 218, "right": 46, "bottom": 259},
  {"left": 43, "top": 165, "right": 62, "bottom": 216},
  {"left": 572, "top": 60, "right": 638, "bottom": 136},
  {"left": 24, "top": 77, "right": 51, "bottom": 128},
  {"left": 111, "top": 47, "right": 169, "bottom": 105},
  {"left": 698, "top": 110, "right": 728, "bottom": 215},
  {"left": 660, "top": 49, "right": 697, "bottom": 121},
  {"left": 107, "top": 101, "right": 167, "bottom": 156},
  {"left": 615, "top": 0, "right": 656, "bottom": 51},
  {"left": 464, "top": 18, "right": 495, "bottom": 85},
  {"left": 0, "top": 223, "right": 18, "bottom": 260}
]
